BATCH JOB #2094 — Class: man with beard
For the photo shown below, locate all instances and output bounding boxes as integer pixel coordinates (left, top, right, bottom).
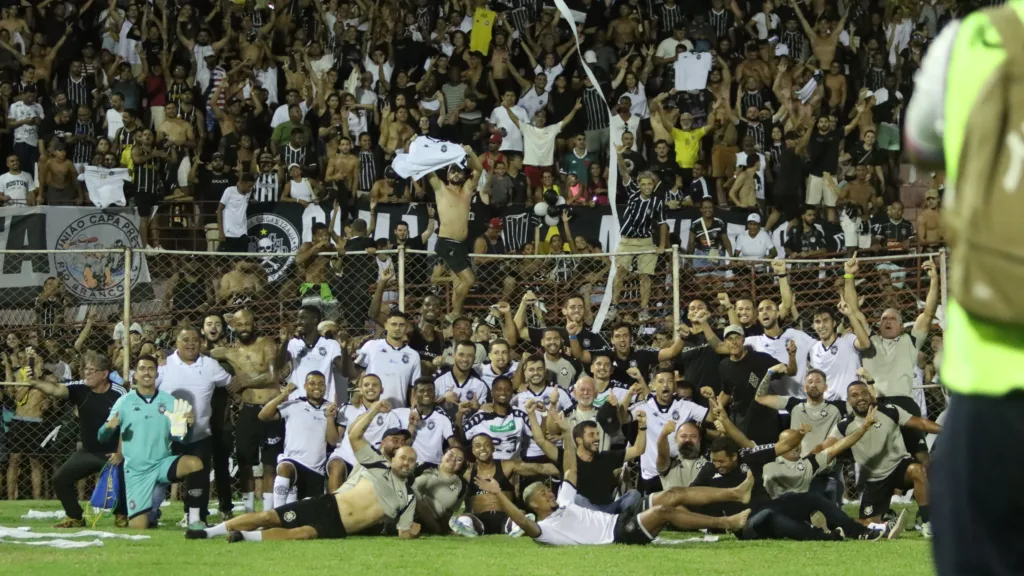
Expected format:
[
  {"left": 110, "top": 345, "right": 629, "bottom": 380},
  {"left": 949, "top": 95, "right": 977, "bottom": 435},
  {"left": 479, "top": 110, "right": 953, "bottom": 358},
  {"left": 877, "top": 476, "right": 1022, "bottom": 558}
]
[
  {"left": 744, "top": 287, "right": 816, "bottom": 398},
  {"left": 428, "top": 148, "right": 484, "bottom": 319},
  {"left": 539, "top": 329, "right": 582, "bottom": 391},
  {"left": 566, "top": 374, "right": 636, "bottom": 453},
  {"left": 474, "top": 339, "right": 517, "bottom": 389},
  {"left": 675, "top": 300, "right": 732, "bottom": 394},
  {"left": 159, "top": 328, "right": 232, "bottom": 530},
  {"left": 326, "top": 374, "right": 403, "bottom": 490},
  {"left": 200, "top": 313, "right": 237, "bottom": 517},
  {"left": 657, "top": 421, "right": 712, "bottom": 489},
  {"left": 405, "top": 295, "right": 446, "bottom": 374},
  {"left": 462, "top": 377, "right": 528, "bottom": 460},
  {"left": 258, "top": 374, "right": 331, "bottom": 508},
  {"left": 719, "top": 294, "right": 764, "bottom": 337},
  {"left": 209, "top": 310, "right": 281, "bottom": 514},
  {"left": 512, "top": 356, "right": 575, "bottom": 485},
  {"left": 568, "top": 322, "right": 684, "bottom": 388},
  {"left": 393, "top": 379, "right": 459, "bottom": 470},
  {"left": 390, "top": 207, "right": 436, "bottom": 297},
  {"left": 513, "top": 292, "right": 608, "bottom": 352},
  {"left": 354, "top": 311, "right": 422, "bottom": 408},
  {"left": 275, "top": 306, "right": 353, "bottom": 404},
  {"left": 30, "top": 353, "right": 128, "bottom": 528},
  {"left": 822, "top": 382, "right": 941, "bottom": 536},
  {"left": 802, "top": 256, "right": 873, "bottom": 402},
  {"left": 858, "top": 258, "right": 940, "bottom": 465},
  {"left": 434, "top": 341, "right": 489, "bottom": 409},
  {"left": 631, "top": 369, "right": 712, "bottom": 495},
  {"left": 187, "top": 400, "right": 420, "bottom": 542},
  {"left": 719, "top": 326, "right": 796, "bottom": 446},
  {"left": 452, "top": 433, "right": 559, "bottom": 537}
]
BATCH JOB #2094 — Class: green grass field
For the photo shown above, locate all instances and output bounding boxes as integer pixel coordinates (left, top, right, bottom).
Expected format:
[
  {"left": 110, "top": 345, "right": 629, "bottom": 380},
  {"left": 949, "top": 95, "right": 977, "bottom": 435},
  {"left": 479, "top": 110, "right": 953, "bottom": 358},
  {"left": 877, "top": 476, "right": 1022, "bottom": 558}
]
[{"left": 0, "top": 501, "right": 935, "bottom": 576}]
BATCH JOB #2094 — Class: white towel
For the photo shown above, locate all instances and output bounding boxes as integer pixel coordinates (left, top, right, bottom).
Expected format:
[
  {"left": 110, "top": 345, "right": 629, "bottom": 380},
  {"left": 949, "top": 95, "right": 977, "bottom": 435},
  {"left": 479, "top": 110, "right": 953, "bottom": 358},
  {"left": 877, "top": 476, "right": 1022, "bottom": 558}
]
[
  {"left": 78, "top": 166, "right": 131, "bottom": 208},
  {"left": 797, "top": 73, "right": 820, "bottom": 104},
  {"left": 391, "top": 136, "right": 467, "bottom": 180},
  {"left": 3, "top": 538, "right": 104, "bottom": 549},
  {"left": 652, "top": 535, "right": 721, "bottom": 545},
  {"left": 20, "top": 510, "right": 66, "bottom": 520},
  {"left": 0, "top": 526, "right": 151, "bottom": 549}
]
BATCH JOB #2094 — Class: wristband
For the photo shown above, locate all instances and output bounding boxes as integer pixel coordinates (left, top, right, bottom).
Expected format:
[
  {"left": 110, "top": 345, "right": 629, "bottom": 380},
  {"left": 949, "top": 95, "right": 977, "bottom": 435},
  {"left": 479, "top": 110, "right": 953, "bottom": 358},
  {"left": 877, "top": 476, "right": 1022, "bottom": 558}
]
[
  {"left": 638, "top": 427, "right": 647, "bottom": 431},
  {"left": 775, "top": 274, "right": 787, "bottom": 278},
  {"left": 843, "top": 274, "right": 855, "bottom": 279},
  {"left": 865, "top": 379, "right": 875, "bottom": 384},
  {"left": 568, "top": 335, "right": 578, "bottom": 340}
]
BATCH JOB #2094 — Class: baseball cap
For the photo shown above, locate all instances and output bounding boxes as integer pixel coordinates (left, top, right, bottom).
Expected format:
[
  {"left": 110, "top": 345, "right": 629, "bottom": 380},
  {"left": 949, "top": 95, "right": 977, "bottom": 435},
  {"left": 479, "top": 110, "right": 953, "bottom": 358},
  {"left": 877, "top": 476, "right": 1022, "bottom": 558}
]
[
  {"left": 211, "top": 152, "right": 224, "bottom": 160},
  {"left": 489, "top": 133, "right": 502, "bottom": 144},
  {"left": 488, "top": 217, "right": 503, "bottom": 230},
  {"left": 596, "top": 402, "right": 621, "bottom": 436},
  {"left": 747, "top": 213, "right": 761, "bottom": 224},
  {"left": 382, "top": 427, "right": 412, "bottom": 441},
  {"left": 723, "top": 324, "right": 744, "bottom": 338}
]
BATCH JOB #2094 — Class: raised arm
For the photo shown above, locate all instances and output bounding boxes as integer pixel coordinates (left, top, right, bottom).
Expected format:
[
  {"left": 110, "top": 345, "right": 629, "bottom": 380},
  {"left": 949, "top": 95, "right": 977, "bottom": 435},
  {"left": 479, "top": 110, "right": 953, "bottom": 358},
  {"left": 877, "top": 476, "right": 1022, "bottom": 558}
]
[
  {"left": 349, "top": 400, "right": 391, "bottom": 452},
  {"left": 624, "top": 411, "right": 648, "bottom": 461},
  {"left": 257, "top": 383, "right": 295, "bottom": 421},
  {"left": 913, "top": 258, "right": 939, "bottom": 336},
  {"left": 655, "top": 420, "right": 675, "bottom": 473},
  {"left": 842, "top": 255, "right": 873, "bottom": 350},
  {"left": 753, "top": 363, "right": 790, "bottom": 409},
  {"left": 525, "top": 402, "right": 558, "bottom": 462}
]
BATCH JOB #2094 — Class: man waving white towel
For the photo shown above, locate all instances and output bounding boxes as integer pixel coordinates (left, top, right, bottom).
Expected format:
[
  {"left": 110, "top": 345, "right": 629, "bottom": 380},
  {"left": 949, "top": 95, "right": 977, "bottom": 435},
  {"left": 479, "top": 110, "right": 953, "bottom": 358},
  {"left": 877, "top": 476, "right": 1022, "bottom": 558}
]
[{"left": 392, "top": 136, "right": 468, "bottom": 180}]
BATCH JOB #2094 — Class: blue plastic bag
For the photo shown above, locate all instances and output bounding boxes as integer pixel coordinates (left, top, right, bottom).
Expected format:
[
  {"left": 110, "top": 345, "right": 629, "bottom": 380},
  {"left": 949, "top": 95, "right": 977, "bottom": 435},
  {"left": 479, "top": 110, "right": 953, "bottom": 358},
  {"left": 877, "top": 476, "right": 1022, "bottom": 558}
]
[{"left": 87, "top": 463, "right": 120, "bottom": 527}]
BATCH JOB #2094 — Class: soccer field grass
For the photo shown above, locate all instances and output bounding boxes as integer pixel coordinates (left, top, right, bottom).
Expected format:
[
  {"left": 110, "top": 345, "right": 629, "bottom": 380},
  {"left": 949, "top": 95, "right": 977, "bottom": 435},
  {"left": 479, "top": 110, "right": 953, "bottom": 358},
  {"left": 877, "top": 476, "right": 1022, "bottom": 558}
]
[{"left": 0, "top": 501, "right": 934, "bottom": 576}]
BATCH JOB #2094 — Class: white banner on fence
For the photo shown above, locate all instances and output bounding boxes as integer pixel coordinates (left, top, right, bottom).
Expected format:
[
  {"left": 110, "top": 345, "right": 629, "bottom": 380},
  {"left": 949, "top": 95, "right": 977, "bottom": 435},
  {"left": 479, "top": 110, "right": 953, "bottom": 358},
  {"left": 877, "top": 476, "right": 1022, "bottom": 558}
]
[{"left": 0, "top": 207, "right": 150, "bottom": 302}]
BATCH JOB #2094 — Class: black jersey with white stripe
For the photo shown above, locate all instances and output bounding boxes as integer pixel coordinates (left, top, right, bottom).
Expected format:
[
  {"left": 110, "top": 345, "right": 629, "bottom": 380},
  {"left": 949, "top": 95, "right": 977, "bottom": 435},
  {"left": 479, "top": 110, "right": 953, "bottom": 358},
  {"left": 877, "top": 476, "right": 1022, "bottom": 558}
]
[
  {"left": 71, "top": 120, "right": 97, "bottom": 164},
  {"left": 253, "top": 171, "right": 280, "bottom": 203},
  {"left": 618, "top": 179, "right": 666, "bottom": 239}
]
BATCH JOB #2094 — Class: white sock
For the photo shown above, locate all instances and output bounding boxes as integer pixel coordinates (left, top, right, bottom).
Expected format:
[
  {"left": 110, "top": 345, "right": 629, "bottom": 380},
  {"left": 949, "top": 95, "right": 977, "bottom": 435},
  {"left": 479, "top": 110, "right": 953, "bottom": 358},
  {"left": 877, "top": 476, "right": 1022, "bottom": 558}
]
[
  {"left": 273, "top": 476, "right": 292, "bottom": 508},
  {"left": 205, "top": 522, "right": 228, "bottom": 538},
  {"left": 286, "top": 486, "right": 298, "bottom": 505},
  {"left": 241, "top": 531, "right": 263, "bottom": 542},
  {"left": 242, "top": 492, "right": 255, "bottom": 513},
  {"left": 262, "top": 493, "right": 274, "bottom": 511},
  {"left": 188, "top": 507, "right": 201, "bottom": 525}
]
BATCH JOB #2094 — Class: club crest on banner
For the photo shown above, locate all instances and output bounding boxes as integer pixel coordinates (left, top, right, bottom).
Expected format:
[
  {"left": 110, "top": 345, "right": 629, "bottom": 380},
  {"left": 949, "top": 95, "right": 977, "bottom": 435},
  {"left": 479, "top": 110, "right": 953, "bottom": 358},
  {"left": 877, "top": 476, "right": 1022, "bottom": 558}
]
[
  {"left": 247, "top": 213, "right": 300, "bottom": 283},
  {"left": 54, "top": 212, "right": 144, "bottom": 301}
]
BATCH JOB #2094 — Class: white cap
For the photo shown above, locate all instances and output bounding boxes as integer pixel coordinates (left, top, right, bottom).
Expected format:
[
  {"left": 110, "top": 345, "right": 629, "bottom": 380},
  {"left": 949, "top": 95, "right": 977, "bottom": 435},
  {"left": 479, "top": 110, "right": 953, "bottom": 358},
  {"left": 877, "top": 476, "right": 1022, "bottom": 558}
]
[
  {"left": 747, "top": 213, "right": 761, "bottom": 224},
  {"left": 583, "top": 50, "right": 598, "bottom": 64}
]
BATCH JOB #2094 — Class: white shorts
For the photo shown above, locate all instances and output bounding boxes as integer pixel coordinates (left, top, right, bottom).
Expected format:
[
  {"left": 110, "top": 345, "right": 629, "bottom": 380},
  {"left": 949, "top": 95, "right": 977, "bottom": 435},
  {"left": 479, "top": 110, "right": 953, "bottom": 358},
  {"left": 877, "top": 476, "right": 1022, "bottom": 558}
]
[{"left": 806, "top": 175, "right": 837, "bottom": 207}]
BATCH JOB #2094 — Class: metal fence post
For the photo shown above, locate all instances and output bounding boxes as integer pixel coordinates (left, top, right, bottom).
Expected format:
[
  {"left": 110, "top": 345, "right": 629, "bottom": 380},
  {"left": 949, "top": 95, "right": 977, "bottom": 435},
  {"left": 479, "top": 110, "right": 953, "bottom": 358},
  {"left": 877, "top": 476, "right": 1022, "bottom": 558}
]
[
  {"left": 938, "top": 248, "right": 948, "bottom": 330},
  {"left": 398, "top": 244, "right": 406, "bottom": 312},
  {"left": 671, "top": 245, "right": 680, "bottom": 333},
  {"left": 122, "top": 247, "right": 132, "bottom": 378}
]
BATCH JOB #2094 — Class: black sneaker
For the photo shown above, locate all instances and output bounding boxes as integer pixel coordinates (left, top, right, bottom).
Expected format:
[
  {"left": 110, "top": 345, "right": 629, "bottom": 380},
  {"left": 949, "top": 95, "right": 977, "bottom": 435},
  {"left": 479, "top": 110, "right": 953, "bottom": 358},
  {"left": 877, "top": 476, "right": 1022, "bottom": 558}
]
[
  {"left": 859, "top": 528, "right": 885, "bottom": 541},
  {"left": 184, "top": 529, "right": 208, "bottom": 540},
  {"left": 227, "top": 531, "right": 244, "bottom": 544}
]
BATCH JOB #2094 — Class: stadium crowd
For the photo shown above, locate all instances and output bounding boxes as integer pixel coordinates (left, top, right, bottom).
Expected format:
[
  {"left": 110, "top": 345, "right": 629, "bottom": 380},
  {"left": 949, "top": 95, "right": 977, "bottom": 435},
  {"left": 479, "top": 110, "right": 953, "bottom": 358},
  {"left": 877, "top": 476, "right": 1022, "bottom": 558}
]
[{"left": 0, "top": 0, "right": 957, "bottom": 550}]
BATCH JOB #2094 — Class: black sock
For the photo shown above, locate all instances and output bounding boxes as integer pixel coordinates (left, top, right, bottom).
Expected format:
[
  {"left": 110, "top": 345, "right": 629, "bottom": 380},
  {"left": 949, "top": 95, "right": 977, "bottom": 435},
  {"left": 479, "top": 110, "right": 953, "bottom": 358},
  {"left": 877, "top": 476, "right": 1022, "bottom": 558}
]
[{"left": 918, "top": 505, "right": 930, "bottom": 523}]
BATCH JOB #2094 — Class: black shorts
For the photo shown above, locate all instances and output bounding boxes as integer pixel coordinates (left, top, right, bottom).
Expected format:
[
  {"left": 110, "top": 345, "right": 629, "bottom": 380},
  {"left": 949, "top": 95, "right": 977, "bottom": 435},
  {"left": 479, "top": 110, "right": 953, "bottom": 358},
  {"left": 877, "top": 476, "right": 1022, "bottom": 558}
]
[
  {"left": 135, "top": 191, "right": 163, "bottom": 217},
  {"left": 883, "top": 395, "right": 929, "bottom": 455},
  {"left": 236, "top": 403, "right": 285, "bottom": 467},
  {"left": 275, "top": 493, "right": 347, "bottom": 539},
  {"left": 221, "top": 236, "right": 250, "bottom": 254},
  {"left": 436, "top": 237, "right": 471, "bottom": 274},
  {"left": 635, "top": 474, "right": 663, "bottom": 497},
  {"left": 9, "top": 419, "right": 49, "bottom": 456},
  {"left": 612, "top": 496, "right": 653, "bottom": 545},
  {"left": 859, "top": 457, "right": 915, "bottom": 519},
  {"left": 474, "top": 511, "right": 509, "bottom": 535},
  {"left": 278, "top": 459, "right": 326, "bottom": 499}
]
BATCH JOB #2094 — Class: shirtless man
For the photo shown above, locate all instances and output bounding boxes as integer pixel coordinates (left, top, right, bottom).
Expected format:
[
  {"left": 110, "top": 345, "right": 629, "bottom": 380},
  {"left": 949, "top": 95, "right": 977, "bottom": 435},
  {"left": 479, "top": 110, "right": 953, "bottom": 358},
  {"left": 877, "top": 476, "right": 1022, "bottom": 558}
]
[
  {"left": 158, "top": 102, "right": 197, "bottom": 151},
  {"left": 325, "top": 136, "right": 359, "bottom": 200},
  {"left": 209, "top": 309, "right": 281, "bottom": 515},
  {"left": 736, "top": 49, "right": 772, "bottom": 93},
  {"left": 728, "top": 155, "right": 760, "bottom": 210},
  {"left": 792, "top": 0, "right": 849, "bottom": 70},
  {"left": 428, "top": 145, "right": 484, "bottom": 319},
  {"left": 824, "top": 61, "right": 847, "bottom": 114},
  {"left": 370, "top": 170, "right": 412, "bottom": 204},
  {"left": 218, "top": 260, "right": 267, "bottom": 307},
  {"left": 295, "top": 222, "right": 334, "bottom": 292},
  {"left": 5, "top": 347, "right": 54, "bottom": 500},
  {"left": 186, "top": 400, "right": 421, "bottom": 542},
  {"left": 379, "top": 103, "right": 415, "bottom": 160},
  {"left": 607, "top": 4, "right": 642, "bottom": 49},
  {"left": 840, "top": 164, "right": 880, "bottom": 217},
  {"left": 38, "top": 145, "right": 82, "bottom": 205},
  {"left": 916, "top": 188, "right": 944, "bottom": 246}
]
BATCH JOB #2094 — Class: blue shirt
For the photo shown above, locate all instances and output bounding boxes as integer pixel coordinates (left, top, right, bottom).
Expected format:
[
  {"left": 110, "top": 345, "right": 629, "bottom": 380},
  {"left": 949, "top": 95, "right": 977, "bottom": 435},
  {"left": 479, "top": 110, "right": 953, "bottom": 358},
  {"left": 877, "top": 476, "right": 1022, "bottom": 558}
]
[{"left": 99, "top": 390, "right": 186, "bottom": 472}]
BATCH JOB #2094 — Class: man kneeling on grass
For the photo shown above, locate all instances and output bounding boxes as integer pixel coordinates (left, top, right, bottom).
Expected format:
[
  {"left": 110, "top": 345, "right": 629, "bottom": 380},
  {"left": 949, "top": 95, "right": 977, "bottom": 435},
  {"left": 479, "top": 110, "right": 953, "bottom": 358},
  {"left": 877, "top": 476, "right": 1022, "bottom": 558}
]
[
  {"left": 474, "top": 411, "right": 751, "bottom": 546},
  {"left": 186, "top": 400, "right": 419, "bottom": 543}
]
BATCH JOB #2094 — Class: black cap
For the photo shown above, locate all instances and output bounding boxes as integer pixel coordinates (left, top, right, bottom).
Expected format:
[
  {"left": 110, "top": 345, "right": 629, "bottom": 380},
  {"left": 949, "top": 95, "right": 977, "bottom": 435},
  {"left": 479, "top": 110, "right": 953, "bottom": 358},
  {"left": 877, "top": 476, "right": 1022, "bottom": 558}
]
[
  {"left": 383, "top": 427, "right": 412, "bottom": 440},
  {"left": 596, "top": 402, "right": 621, "bottom": 436}
]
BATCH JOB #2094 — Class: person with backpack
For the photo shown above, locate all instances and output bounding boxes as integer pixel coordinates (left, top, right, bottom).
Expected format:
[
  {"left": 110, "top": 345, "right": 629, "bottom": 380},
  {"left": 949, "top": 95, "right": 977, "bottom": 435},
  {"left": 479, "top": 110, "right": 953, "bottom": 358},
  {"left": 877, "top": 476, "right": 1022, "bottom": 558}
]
[{"left": 904, "top": 3, "right": 1024, "bottom": 574}]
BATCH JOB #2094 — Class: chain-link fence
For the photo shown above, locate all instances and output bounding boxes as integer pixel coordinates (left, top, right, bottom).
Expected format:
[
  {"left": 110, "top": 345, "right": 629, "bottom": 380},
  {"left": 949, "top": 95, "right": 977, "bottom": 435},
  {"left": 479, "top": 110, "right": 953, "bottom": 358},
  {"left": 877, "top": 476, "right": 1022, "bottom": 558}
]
[
  {"left": 0, "top": 244, "right": 948, "bottom": 504},
  {"left": 0, "top": 249, "right": 131, "bottom": 501}
]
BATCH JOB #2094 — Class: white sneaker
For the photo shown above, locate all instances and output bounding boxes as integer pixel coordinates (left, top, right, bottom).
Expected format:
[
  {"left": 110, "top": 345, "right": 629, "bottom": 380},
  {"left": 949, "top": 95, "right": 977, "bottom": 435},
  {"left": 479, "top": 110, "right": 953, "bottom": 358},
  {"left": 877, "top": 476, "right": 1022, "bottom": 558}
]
[
  {"left": 507, "top": 513, "right": 534, "bottom": 538},
  {"left": 921, "top": 521, "right": 933, "bottom": 539},
  {"left": 177, "top": 514, "right": 188, "bottom": 528},
  {"left": 886, "top": 509, "right": 909, "bottom": 540}
]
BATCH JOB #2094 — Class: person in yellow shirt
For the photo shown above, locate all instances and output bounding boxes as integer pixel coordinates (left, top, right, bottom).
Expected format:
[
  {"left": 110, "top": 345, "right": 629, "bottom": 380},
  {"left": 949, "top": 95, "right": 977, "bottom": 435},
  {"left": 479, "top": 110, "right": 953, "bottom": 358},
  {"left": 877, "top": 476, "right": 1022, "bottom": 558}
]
[
  {"left": 470, "top": 2, "right": 497, "bottom": 55},
  {"left": 669, "top": 113, "right": 715, "bottom": 186}
]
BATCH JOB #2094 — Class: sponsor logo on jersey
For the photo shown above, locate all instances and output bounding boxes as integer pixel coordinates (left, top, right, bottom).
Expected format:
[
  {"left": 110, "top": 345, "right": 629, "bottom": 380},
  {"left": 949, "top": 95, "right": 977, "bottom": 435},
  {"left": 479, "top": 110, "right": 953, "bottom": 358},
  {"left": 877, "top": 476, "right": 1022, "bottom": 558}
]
[{"left": 489, "top": 420, "right": 516, "bottom": 433}]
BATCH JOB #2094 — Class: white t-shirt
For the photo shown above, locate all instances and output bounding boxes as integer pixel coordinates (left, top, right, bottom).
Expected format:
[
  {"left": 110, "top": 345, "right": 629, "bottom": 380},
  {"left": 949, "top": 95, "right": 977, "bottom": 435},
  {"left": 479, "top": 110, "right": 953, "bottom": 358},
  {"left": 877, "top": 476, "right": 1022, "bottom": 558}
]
[
  {"left": 512, "top": 386, "right": 574, "bottom": 458},
  {"left": 656, "top": 37, "right": 694, "bottom": 60},
  {"left": 534, "top": 482, "right": 617, "bottom": 546},
  {"left": 105, "top": 108, "right": 124, "bottom": 140},
  {"left": 745, "top": 329, "right": 818, "bottom": 397},
  {"left": 355, "top": 339, "right": 422, "bottom": 408},
  {"left": 80, "top": 166, "right": 131, "bottom": 208},
  {"left": 118, "top": 20, "right": 141, "bottom": 65},
  {"left": 286, "top": 337, "right": 343, "bottom": 403},
  {"left": 521, "top": 123, "right": 561, "bottom": 167},
  {"left": 9, "top": 101, "right": 43, "bottom": 146},
  {"left": 733, "top": 229, "right": 774, "bottom": 258},
  {"left": 0, "top": 172, "right": 34, "bottom": 205},
  {"left": 330, "top": 403, "right": 402, "bottom": 466},
  {"left": 392, "top": 407, "right": 454, "bottom": 465},
  {"left": 750, "top": 12, "right": 780, "bottom": 39},
  {"left": 488, "top": 106, "right": 528, "bottom": 152},
  {"left": 278, "top": 398, "right": 330, "bottom": 474},
  {"left": 673, "top": 52, "right": 714, "bottom": 92},
  {"left": 808, "top": 332, "right": 862, "bottom": 401},
  {"left": 363, "top": 56, "right": 394, "bottom": 90},
  {"left": 533, "top": 64, "right": 563, "bottom": 92},
  {"left": 433, "top": 370, "right": 490, "bottom": 404},
  {"left": 632, "top": 397, "right": 708, "bottom": 480},
  {"left": 219, "top": 187, "right": 251, "bottom": 238},
  {"left": 517, "top": 88, "right": 549, "bottom": 123},
  {"left": 156, "top": 352, "right": 231, "bottom": 441},
  {"left": 609, "top": 113, "right": 640, "bottom": 152},
  {"left": 474, "top": 361, "right": 518, "bottom": 389},
  {"left": 270, "top": 102, "right": 310, "bottom": 128},
  {"left": 462, "top": 408, "right": 528, "bottom": 460}
]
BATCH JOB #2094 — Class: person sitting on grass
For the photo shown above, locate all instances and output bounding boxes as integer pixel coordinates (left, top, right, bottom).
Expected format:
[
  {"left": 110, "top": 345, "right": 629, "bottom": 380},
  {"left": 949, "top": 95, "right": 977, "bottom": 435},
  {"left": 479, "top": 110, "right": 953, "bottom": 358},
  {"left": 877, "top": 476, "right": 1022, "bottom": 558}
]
[{"left": 186, "top": 400, "right": 421, "bottom": 542}]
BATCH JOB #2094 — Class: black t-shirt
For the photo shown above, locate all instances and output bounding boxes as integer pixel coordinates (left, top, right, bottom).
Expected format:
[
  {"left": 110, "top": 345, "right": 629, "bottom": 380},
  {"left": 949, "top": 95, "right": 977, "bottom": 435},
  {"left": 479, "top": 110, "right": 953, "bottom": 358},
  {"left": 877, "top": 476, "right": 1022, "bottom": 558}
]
[
  {"left": 343, "top": 235, "right": 378, "bottom": 289},
  {"left": 692, "top": 444, "right": 776, "bottom": 513},
  {"left": 719, "top": 350, "right": 780, "bottom": 445},
  {"left": 675, "top": 332, "right": 723, "bottom": 394},
  {"left": 589, "top": 347, "right": 661, "bottom": 386},
  {"left": 648, "top": 157, "right": 678, "bottom": 187},
  {"left": 199, "top": 168, "right": 237, "bottom": 216},
  {"left": 574, "top": 449, "right": 626, "bottom": 505},
  {"left": 68, "top": 381, "right": 126, "bottom": 454},
  {"left": 408, "top": 325, "right": 445, "bottom": 363},
  {"left": 807, "top": 130, "right": 841, "bottom": 176},
  {"left": 529, "top": 326, "right": 608, "bottom": 352}
]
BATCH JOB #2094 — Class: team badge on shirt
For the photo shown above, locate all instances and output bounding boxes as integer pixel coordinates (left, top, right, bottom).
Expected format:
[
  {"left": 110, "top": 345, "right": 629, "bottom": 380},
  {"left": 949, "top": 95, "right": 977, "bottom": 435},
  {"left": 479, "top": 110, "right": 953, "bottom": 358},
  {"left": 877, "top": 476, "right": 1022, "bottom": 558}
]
[
  {"left": 864, "top": 506, "right": 874, "bottom": 516},
  {"left": 427, "top": 420, "right": 435, "bottom": 430},
  {"left": 402, "top": 354, "right": 410, "bottom": 364},
  {"left": 283, "top": 511, "right": 296, "bottom": 522},
  {"left": 671, "top": 411, "right": 680, "bottom": 420},
  {"left": 318, "top": 347, "right": 326, "bottom": 356},
  {"left": 582, "top": 338, "right": 591, "bottom": 347},
  {"left": 796, "top": 461, "right": 806, "bottom": 471},
  {"left": 158, "top": 404, "right": 166, "bottom": 413},
  {"left": 377, "top": 415, "right": 384, "bottom": 425}
]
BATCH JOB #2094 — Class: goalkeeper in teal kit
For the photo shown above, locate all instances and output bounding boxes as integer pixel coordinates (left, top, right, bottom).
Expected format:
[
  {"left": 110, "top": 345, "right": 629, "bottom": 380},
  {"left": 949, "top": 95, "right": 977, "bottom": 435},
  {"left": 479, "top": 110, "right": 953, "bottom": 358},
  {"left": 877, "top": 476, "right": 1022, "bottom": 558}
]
[{"left": 99, "top": 355, "right": 205, "bottom": 529}]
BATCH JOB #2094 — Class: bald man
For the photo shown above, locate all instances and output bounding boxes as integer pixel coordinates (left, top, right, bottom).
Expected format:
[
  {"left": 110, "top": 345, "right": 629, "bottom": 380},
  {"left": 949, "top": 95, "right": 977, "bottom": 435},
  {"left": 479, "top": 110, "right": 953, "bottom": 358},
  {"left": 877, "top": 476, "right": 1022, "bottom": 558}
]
[{"left": 210, "top": 310, "right": 282, "bottom": 513}]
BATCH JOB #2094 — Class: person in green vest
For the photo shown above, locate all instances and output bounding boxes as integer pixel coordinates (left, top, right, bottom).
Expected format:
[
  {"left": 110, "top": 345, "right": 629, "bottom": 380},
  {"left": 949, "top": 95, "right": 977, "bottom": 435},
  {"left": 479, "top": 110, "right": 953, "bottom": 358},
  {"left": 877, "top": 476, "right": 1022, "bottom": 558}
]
[{"left": 904, "top": 4, "right": 1024, "bottom": 574}]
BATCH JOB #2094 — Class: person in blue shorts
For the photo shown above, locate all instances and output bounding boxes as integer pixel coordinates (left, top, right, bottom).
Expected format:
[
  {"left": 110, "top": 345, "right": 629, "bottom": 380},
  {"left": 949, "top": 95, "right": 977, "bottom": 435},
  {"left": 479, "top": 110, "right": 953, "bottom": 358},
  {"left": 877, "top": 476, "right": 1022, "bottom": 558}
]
[{"left": 98, "top": 355, "right": 204, "bottom": 529}]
